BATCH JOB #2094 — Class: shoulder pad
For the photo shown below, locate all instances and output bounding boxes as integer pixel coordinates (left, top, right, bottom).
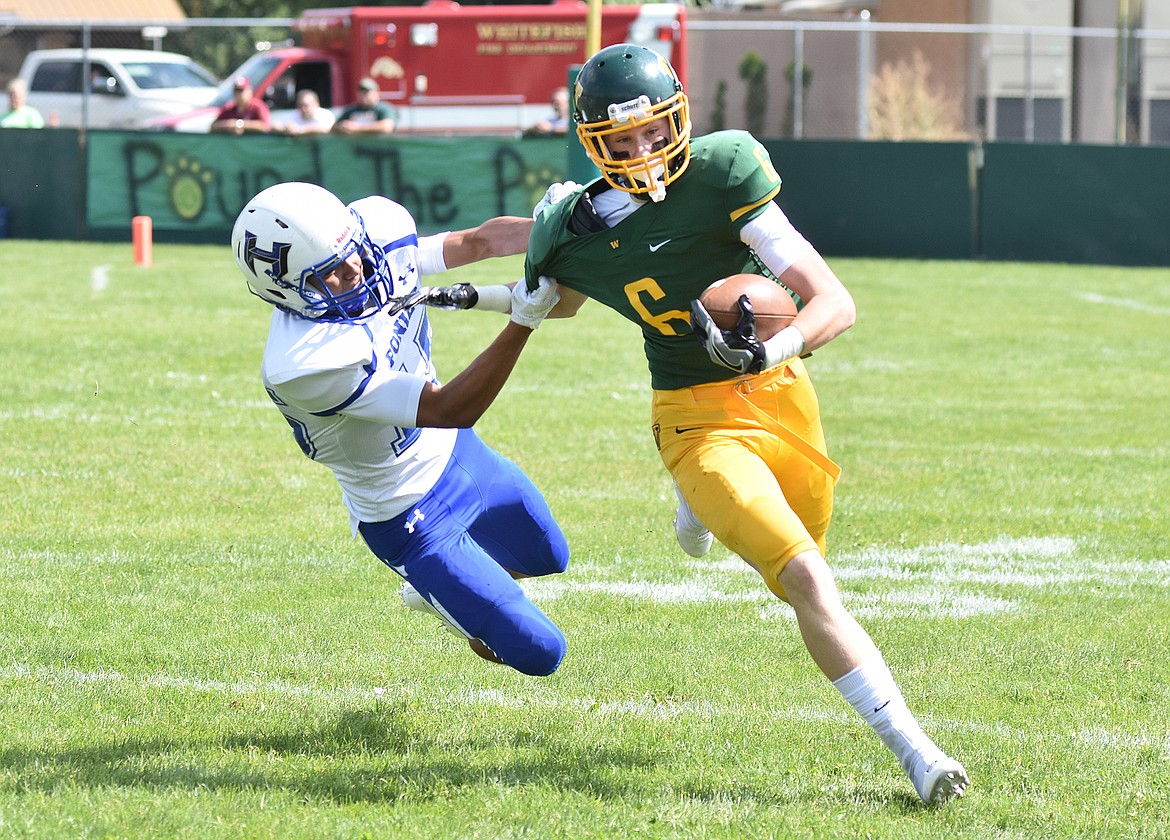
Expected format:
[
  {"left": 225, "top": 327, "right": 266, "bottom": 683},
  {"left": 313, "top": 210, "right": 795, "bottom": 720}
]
[
  {"left": 264, "top": 318, "right": 373, "bottom": 386},
  {"left": 349, "top": 196, "right": 417, "bottom": 245}
]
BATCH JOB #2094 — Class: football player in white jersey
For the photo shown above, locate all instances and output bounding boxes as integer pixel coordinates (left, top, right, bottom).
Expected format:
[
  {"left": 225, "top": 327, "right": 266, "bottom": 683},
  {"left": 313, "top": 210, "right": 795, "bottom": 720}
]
[{"left": 232, "top": 182, "right": 567, "bottom": 676}]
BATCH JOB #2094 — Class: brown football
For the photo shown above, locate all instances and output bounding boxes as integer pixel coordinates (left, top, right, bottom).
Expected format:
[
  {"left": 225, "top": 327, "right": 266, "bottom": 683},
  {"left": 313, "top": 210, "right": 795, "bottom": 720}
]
[{"left": 699, "top": 273, "right": 797, "bottom": 341}]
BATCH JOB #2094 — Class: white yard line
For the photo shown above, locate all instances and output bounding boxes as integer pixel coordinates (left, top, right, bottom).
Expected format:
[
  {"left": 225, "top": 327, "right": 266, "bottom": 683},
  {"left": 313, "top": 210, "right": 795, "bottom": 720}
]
[
  {"left": 534, "top": 536, "right": 1168, "bottom": 617},
  {"left": 4, "top": 661, "right": 1167, "bottom": 759},
  {"left": 5, "top": 533, "right": 1166, "bottom": 758},
  {"left": 1075, "top": 290, "right": 1170, "bottom": 316}
]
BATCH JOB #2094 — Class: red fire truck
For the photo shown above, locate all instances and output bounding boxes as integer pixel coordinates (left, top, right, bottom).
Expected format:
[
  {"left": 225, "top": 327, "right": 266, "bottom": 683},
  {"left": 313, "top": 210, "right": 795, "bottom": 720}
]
[{"left": 154, "top": 1, "right": 686, "bottom": 134}]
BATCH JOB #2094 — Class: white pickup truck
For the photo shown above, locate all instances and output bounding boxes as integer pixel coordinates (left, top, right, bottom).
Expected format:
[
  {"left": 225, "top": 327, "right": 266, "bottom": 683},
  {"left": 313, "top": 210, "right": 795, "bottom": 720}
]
[{"left": 18, "top": 48, "right": 220, "bottom": 130}]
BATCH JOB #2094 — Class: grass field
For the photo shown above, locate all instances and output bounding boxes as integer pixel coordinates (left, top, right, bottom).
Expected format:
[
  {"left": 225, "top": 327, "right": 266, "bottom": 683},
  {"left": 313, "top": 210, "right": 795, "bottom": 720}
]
[{"left": 1, "top": 240, "right": 1168, "bottom": 839}]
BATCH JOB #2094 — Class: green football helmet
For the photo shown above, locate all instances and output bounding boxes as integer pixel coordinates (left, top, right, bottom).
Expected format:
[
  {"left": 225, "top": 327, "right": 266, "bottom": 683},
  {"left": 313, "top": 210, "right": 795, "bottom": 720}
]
[{"left": 574, "top": 43, "right": 691, "bottom": 202}]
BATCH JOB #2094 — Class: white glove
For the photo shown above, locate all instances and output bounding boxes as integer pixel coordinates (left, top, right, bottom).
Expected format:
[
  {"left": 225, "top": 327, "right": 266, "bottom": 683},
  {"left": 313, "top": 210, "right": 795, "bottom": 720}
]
[
  {"left": 532, "top": 181, "right": 581, "bottom": 219},
  {"left": 510, "top": 276, "right": 560, "bottom": 329}
]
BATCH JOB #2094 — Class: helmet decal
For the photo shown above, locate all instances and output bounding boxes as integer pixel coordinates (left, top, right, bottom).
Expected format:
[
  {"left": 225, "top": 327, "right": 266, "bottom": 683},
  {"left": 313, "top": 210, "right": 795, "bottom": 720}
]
[
  {"left": 242, "top": 233, "right": 292, "bottom": 283},
  {"left": 607, "top": 95, "right": 654, "bottom": 124}
]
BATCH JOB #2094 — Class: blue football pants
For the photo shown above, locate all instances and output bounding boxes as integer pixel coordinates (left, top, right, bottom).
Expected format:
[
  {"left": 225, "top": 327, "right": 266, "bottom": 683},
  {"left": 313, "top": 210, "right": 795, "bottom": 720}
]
[{"left": 358, "top": 428, "right": 569, "bottom": 676}]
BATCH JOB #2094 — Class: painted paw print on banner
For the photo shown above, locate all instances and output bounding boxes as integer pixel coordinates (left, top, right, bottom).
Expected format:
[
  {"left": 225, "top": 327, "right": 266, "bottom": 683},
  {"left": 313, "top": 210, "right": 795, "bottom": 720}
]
[
  {"left": 165, "top": 155, "right": 214, "bottom": 221},
  {"left": 524, "top": 164, "right": 562, "bottom": 213}
]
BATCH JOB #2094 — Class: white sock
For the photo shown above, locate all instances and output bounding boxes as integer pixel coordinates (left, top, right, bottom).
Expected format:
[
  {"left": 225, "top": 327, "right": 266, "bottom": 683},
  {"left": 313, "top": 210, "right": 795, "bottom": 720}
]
[{"left": 832, "top": 657, "right": 946, "bottom": 775}]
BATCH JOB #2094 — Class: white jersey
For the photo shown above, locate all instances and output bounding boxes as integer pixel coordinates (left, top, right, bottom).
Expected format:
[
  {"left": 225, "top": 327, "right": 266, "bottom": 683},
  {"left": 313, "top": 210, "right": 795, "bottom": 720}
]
[{"left": 261, "top": 196, "right": 456, "bottom": 528}]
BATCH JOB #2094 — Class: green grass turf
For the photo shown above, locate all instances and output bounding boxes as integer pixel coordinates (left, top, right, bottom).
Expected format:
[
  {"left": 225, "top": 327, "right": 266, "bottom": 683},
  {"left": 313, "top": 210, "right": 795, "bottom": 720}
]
[{"left": 1, "top": 240, "right": 1167, "bottom": 838}]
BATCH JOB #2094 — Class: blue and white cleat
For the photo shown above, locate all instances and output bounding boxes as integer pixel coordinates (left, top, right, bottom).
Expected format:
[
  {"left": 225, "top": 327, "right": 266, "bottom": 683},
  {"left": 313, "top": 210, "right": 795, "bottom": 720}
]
[{"left": 399, "top": 582, "right": 466, "bottom": 639}]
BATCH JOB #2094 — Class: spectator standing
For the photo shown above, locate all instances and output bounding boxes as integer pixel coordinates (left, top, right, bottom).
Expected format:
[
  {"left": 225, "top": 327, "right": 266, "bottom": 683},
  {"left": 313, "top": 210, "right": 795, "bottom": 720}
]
[
  {"left": 211, "top": 77, "right": 271, "bottom": 135},
  {"left": 273, "top": 89, "right": 335, "bottom": 135},
  {"left": 2, "top": 79, "right": 45, "bottom": 128},
  {"left": 333, "top": 78, "right": 397, "bottom": 135}
]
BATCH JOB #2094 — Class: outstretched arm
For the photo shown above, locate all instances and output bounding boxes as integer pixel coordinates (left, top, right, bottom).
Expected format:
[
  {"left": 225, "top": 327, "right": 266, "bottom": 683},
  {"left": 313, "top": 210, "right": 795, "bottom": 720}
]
[
  {"left": 423, "top": 181, "right": 585, "bottom": 317},
  {"left": 406, "top": 215, "right": 536, "bottom": 316},
  {"left": 415, "top": 278, "right": 559, "bottom": 427},
  {"left": 421, "top": 278, "right": 587, "bottom": 319},
  {"left": 442, "top": 216, "right": 534, "bottom": 267},
  {"left": 415, "top": 321, "right": 534, "bottom": 428}
]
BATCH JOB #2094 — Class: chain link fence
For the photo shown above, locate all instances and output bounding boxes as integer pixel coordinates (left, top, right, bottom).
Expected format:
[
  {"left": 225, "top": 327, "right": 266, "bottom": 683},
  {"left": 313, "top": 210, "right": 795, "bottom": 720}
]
[
  {"left": 688, "top": 16, "right": 1170, "bottom": 146},
  {"left": 0, "top": 19, "right": 292, "bottom": 82},
  {"left": 3, "top": 15, "right": 1170, "bottom": 145}
]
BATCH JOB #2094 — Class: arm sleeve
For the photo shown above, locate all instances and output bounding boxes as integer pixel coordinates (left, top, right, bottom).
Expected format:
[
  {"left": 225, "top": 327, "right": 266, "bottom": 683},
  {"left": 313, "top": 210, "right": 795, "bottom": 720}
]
[
  {"left": 739, "top": 202, "right": 816, "bottom": 278},
  {"left": 417, "top": 232, "right": 450, "bottom": 276}
]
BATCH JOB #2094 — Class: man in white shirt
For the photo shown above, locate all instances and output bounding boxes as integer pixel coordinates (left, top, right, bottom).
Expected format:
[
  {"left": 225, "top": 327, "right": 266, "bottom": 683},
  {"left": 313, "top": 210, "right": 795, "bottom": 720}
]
[{"left": 273, "top": 89, "right": 335, "bottom": 135}]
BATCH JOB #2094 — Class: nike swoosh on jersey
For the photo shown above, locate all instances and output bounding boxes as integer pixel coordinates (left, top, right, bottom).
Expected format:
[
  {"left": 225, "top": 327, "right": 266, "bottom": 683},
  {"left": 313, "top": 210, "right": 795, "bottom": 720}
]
[{"left": 648, "top": 239, "right": 672, "bottom": 252}]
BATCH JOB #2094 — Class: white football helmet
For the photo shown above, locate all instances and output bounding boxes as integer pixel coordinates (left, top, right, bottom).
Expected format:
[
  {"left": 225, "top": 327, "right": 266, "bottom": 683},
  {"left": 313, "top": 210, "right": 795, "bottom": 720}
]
[{"left": 231, "top": 182, "right": 390, "bottom": 321}]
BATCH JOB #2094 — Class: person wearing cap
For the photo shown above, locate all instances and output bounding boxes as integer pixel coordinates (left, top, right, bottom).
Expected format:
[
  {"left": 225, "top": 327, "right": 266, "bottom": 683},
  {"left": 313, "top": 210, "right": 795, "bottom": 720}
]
[
  {"left": 332, "top": 77, "right": 397, "bottom": 135},
  {"left": 211, "top": 76, "right": 272, "bottom": 135}
]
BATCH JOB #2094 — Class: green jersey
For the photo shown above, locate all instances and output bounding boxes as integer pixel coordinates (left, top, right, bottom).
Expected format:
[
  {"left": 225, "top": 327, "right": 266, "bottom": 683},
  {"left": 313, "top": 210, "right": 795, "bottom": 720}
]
[{"left": 527, "top": 130, "right": 789, "bottom": 391}]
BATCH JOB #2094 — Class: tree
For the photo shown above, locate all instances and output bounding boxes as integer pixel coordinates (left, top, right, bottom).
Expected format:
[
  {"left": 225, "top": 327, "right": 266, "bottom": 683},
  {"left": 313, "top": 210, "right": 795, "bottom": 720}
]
[
  {"left": 171, "top": 1, "right": 298, "bottom": 78},
  {"left": 709, "top": 80, "right": 727, "bottom": 132},
  {"left": 738, "top": 51, "right": 767, "bottom": 138}
]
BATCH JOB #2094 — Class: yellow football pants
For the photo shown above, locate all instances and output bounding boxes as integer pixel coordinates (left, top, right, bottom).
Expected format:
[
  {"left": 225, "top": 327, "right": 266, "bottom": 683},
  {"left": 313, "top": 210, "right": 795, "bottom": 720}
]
[{"left": 652, "top": 357, "right": 840, "bottom": 600}]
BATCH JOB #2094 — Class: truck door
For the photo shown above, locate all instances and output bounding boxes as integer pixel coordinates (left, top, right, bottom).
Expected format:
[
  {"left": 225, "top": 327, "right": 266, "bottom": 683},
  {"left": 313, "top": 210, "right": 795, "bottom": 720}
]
[{"left": 359, "top": 19, "right": 408, "bottom": 103}]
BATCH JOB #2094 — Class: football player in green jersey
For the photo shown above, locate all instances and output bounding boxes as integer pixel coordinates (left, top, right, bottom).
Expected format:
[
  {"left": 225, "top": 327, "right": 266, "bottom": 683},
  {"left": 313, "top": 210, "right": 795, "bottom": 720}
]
[{"left": 423, "top": 43, "right": 968, "bottom": 805}]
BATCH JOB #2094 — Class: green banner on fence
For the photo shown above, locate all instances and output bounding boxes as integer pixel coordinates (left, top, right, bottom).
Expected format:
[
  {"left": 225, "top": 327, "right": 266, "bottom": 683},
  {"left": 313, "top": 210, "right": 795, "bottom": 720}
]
[{"left": 86, "top": 132, "right": 573, "bottom": 239}]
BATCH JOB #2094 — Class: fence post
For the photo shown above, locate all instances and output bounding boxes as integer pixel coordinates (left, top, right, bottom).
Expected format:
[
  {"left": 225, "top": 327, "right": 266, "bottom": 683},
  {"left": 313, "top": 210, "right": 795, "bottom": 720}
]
[
  {"left": 1024, "top": 27, "right": 1035, "bottom": 143},
  {"left": 793, "top": 26, "right": 804, "bottom": 139},
  {"left": 856, "top": 10, "right": 872, "bottom": 140}
]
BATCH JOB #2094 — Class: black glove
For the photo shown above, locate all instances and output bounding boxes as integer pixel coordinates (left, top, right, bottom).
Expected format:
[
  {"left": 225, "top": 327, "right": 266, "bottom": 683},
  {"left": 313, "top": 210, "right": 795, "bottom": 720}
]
[
  {"left": 423, "top": 283, "right": 479, "bottom": 310},
  {"left": 690, "top": 295, "right": 766, "bottom": 375}
]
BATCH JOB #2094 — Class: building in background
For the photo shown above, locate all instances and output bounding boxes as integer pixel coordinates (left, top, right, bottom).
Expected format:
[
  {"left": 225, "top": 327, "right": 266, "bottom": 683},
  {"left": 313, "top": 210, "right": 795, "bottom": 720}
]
[{"left": 693, "top": 0, "right": 1167, "bottom": 144}]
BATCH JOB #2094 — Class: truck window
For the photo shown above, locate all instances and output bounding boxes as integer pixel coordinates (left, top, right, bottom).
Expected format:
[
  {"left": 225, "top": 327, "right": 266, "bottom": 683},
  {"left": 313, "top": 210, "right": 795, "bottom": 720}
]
[
  {"left": 89, "top": 64, "right": 120, "bottom": 96},
  {"left": 293, "top": 62, "right": 334, "bottom": 109},
  {"left": 261, "top": 62, "right": 335, "bottom": 111},
  {"left": 208, "top": 53, "right": 283, "bottom": 108},
  {"left": 30, "top": 61, "right": 82, "bottom": 94},
  {"left": 123, "top": 60, "right": 217, "bottom": 91},
  {"left": 264, "top": 68, "right": 299, "bottom": 110}
]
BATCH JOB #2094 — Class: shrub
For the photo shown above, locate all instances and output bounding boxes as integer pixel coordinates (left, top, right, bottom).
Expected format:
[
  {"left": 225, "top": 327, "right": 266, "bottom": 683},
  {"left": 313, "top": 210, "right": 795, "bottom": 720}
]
[
  {"left": 868, "top": 49, "right": 965, "bottom": 140},
  {"left": 738, "top": 51, "right": 767, "bottom": 137}
]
